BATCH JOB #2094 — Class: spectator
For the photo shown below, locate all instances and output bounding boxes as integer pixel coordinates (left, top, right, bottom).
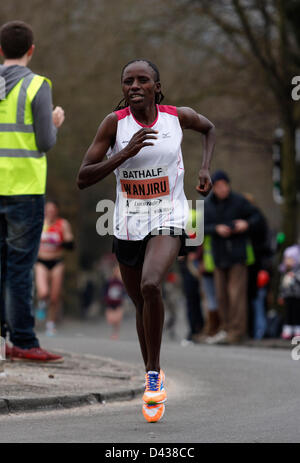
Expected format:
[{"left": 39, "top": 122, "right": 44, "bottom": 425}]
[
  {"left": 196, "top": 236, "right": 220, "bottom": 338},
  {"left": 178, "top": 209, "right": 205, "bottom": 343},
  {"left": 178, "top": 254, "right": 204, "bottom": 343},
  {"left": 204, "top": 170, "right": 260, "bottom": 345},
  {"left": 278, "top": 245, "right": 300, "bottom": 340},
  {"left": 0, "top": 21, "right": 65, "bottom": 361},
  {"left": 243, "top": 193, "right": 273, "bottom": 339}
]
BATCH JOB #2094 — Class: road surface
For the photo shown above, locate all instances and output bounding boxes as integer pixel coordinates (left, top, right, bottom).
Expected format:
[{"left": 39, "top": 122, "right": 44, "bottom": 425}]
[{"left": 0, "top": 314, "right": 299, "bottom": 443}]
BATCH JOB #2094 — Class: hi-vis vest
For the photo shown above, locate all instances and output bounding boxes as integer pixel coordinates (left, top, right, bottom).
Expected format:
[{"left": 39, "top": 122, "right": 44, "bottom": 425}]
[
  {"left": 0, "top": 73, "right": 50, "bottom": 195},
  {"left": 203, "top": 235, "right": 215, "bottom": 273},
  {"left": 203, "top": 235, "right": 256, "bottom": 272}
]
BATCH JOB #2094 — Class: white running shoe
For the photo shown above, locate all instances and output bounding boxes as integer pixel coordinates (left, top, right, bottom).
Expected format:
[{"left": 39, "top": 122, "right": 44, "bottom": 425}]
[
  {"left": 293, "top": 326, "right": 300, "bottom": 337},
  {"left": 281, "top": 325, "right": 293, "bottom": 340},
  {"left": 205, "top": 330, "right": 227, "bottom": 345}
]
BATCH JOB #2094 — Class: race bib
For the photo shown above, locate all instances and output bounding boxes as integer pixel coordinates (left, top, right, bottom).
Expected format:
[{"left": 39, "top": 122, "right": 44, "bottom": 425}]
[
  {"left": 119, "top": 166, "right": 170, "bottom": 199},
  {"left": 118, "top": 166, "right": 172, "bottom": 216}
]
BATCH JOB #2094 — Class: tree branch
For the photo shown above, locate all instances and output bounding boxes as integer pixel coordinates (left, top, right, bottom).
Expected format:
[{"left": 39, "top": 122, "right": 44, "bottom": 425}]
[
  {"left": 232, "top": 0, "right": 273, "bottom": 71},
  {"left": 231, "top": 0, "right": 287, "bottom": 101},
  {"left": 194, "top": 2, "right": 252, "bottom": 61},
  {"left": 254, "top": 0, "right": 277, "bottom": 63}
]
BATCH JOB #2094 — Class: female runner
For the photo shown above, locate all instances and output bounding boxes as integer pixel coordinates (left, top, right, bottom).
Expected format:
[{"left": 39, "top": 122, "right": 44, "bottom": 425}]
[
  {"left": 35, "top": 200, "right": 74, "bottom": 336},
  {"left": 77, "top": 59, "right": 215, "bottom": 422}
]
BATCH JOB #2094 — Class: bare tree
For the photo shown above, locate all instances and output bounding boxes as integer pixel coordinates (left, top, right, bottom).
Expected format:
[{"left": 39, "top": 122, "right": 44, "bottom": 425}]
[{"left": 188, "top": 0, "right": 300, "bottom": 244}]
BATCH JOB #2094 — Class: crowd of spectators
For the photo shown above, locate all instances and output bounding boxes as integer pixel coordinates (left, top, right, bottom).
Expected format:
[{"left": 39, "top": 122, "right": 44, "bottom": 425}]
[{"left": 177, "top": 170, "right": 299, "bottom": 345}]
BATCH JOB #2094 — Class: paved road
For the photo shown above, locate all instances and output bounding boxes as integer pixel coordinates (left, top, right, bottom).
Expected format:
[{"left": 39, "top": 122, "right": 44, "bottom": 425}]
[{"left": 0, "top": 315, "right": 299, "bottom": 443}]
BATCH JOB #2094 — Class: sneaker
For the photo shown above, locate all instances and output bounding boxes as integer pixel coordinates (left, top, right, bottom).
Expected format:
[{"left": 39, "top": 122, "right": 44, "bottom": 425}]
[
  {"left": 11, "top": 346, "right": 64, "bottom": 363},
  {"left": 143, "top": 370, "right": 167, "bottom": 405},
  {"left": 180, "top": 339, "right": 193, "bottom": 347},
  {"left": 142, "top": 403, "right": 165, "bottom": 423},
  {"left": 205, "top": 330, "right": 227, "bottom": 345},
  {"left": 281, "top": 325, "right": 293, "bottom": 340},
  {"left": 293, "top": 326, "right": 300, "bottom": 337}
]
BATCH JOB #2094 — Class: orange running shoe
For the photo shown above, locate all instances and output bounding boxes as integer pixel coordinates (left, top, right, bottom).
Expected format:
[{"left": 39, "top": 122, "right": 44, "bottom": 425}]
[
  {"left": 142, "top": 403, "right": 165, "bottom": 423},
  {"left": 143, "top": 370, "right": 167, "bottom": 405}
]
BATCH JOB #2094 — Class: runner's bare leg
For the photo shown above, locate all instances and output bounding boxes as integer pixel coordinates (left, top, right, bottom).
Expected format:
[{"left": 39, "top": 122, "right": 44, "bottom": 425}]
[
  {"left": 119, "top": 264, "right": 148, "bottom": 367},
  {"left": 141, "top": 235, "right": 180, "bottom": 372}
]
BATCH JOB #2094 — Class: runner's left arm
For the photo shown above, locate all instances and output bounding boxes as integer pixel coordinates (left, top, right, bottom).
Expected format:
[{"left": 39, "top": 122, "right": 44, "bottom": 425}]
[
  {"left": 61, "top": 220, "right": 75, "bottom": 250},
  {"left": 177, "top": 107, "right": 215, "bottom": 197}
]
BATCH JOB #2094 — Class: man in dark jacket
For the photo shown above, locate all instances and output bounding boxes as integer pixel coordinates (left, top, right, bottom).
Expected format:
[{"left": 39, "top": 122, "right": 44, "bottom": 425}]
[{"left": 204, "top": 170, "right": 260, "bottom": 344}]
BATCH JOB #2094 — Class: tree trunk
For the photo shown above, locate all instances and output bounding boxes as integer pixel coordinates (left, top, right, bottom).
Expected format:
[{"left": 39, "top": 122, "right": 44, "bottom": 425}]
[{"left": 281, "top": 115, "right": 298, "bottom": 245}]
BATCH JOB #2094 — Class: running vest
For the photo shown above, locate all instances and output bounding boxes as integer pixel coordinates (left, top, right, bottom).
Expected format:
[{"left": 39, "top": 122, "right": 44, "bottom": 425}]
[
  {"left": 40, "top": 218, "right": 64, "bottom": 253},
  {"left": 0, "top": 73, "right": 50, "bottom": 195},
  {"left": 108, "top": 105, "right": 189, "bottom": 240}
]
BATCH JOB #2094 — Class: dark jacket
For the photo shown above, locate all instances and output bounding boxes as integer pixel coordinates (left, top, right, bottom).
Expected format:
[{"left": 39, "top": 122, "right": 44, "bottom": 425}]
[
  {"left": 248, "top": 207, "right": 273, "bottom": 270},
  {"left": 204, "top": 191, "right": 261, "bottom": 268}
]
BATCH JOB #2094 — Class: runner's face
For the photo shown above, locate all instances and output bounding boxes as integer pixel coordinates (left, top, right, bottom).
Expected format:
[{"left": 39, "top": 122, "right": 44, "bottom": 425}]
[
  {"left": 45, "top": 202, "right": 58, "bottom": 221},
  {"left": 121, "top": 62, "right": 161, "bottom": 108}
]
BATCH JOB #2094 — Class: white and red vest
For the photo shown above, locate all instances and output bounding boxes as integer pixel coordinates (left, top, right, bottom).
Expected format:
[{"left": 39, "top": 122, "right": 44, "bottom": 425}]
[
  {"left": 39, "top": 218, "right": 64, "bottom": 252},
  {"left": 107, "top": 105, "right": 189, "bottom": 240}
]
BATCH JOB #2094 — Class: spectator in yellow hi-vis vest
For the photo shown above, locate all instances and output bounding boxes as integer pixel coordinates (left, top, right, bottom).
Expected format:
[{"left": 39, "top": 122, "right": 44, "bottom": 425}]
[
  {"left": 0, "top": 21, "right": 65, "bottom": 362},
  {"left": 203, "top": 170, "right": 261, "bottom": 345}
]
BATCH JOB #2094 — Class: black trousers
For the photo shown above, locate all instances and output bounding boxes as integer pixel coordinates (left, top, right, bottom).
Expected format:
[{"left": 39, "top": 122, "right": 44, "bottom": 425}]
[
  {"left": 179, "top": 261, "right": 204, "bottom": 338},
  {"left": 284, "top": 297, "right": 300, "bottom": 326}
]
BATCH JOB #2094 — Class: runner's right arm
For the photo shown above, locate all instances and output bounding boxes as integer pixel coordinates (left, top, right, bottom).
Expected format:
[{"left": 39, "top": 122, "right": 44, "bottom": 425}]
[{"left": 77, "top": 114, "right": 157, "bottom": 189}]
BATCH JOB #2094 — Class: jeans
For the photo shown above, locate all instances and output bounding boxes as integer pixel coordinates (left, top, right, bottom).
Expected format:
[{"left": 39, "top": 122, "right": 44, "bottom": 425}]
[
  {"left": 252, "top": 286, "right": 267, "bottom": 339},
  {"left": 0, "top": 195, "right": 44, "bottom": 348},
  {"left": 201, "top": 274, "right": 217, "bottom": 311}
]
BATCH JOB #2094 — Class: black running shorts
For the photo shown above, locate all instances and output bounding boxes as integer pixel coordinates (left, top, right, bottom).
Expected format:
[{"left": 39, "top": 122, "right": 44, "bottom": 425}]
[{"left": 112, "top": 227, "right": 188, "bottom": 267}]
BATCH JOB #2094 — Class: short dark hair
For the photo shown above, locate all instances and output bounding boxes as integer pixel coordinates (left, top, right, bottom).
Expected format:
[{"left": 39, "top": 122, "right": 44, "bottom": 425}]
[
  {"left": 211, "top": 170, "right": 230, "bottom": 185},
  {"left": 0, "top": 21, "right": 34, "bottom": 59}
]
